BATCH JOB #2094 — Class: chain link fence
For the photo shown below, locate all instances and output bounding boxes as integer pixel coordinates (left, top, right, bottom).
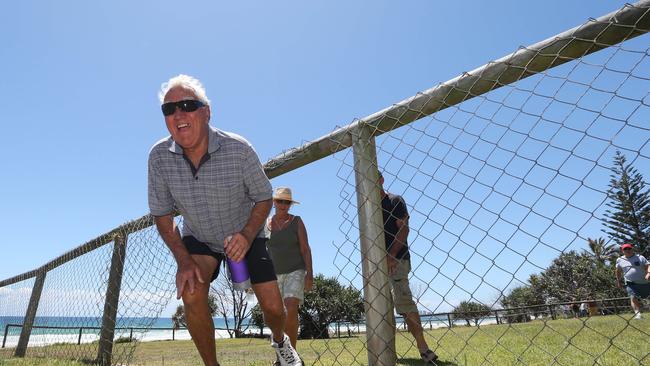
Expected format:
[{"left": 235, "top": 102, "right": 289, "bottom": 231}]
[
  {"left": 0, "top": 218, "right": 177, "bottom": 364},
  {"left": 1, "top": 1, "right": 649, "bottom": 365}
]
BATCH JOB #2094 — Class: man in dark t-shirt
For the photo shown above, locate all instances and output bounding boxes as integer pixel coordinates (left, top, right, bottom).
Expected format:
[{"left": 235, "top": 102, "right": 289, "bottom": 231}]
[
  {"left": 381, "top": 191, "right": 411, "bottom": 261},
  {"left": 379, "top": 172, "right": 438, "bottom": 364}
]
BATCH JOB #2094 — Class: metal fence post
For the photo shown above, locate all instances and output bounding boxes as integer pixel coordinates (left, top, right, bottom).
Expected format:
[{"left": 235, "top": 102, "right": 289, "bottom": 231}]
[
  {"left": 97, "top": 233, "right": 128, "bottom": 365},
  {"left": 352, "top": 124, "right": 396, "bottom": 366},
  {"left": 14, "top": 270, "right": 46, "bottom": 357}
]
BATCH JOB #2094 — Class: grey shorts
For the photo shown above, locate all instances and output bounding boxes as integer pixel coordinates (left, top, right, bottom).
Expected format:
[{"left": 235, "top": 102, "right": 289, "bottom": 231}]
[{"left": 277, "top": 269, "right": 307, "bottom": 304}]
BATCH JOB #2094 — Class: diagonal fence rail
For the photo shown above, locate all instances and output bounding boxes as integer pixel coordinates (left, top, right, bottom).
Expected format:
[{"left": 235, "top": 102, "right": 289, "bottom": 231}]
[{"left": 1, "top": 1, "right": 649, "bottom": 365}]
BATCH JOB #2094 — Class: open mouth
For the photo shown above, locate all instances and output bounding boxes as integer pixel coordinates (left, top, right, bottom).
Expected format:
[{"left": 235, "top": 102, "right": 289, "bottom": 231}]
[{"left": 177, "top": 123, "right": 190, "bottom": 130}]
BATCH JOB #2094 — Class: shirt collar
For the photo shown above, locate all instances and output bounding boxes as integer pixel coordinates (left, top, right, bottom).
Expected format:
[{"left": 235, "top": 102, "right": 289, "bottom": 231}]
[{"left": 168, "top": 125, "right": 223, "bottom": 155}]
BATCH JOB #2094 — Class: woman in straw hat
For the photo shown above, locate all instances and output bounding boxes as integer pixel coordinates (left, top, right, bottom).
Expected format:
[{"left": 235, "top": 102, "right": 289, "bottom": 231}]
[{"left": 266, "top": 187, "right": 314, "bottom": 360}]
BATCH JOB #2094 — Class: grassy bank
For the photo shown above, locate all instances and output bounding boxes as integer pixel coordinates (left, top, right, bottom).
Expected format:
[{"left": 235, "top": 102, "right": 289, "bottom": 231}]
[{"left": 1, "top": 314, "right": 648, "bottom": 365}]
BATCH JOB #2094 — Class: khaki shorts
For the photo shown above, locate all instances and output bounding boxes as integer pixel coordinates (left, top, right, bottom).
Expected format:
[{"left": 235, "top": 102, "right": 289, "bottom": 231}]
[
  {"left": 389, "top": 259, "right": 418, "bottom": 314},
  {"left": 277, "top": 269, "right": 307, "bottom": 304}
]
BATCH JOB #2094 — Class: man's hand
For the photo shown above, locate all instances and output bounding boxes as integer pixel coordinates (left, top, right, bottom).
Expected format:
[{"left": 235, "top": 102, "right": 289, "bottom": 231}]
[
  {"left": 387, "top": 255, "right": 398, "bottom": 276},
  {"left": 224, "top": 232, "right": 251, "bottom": 262},
  {"left": 646, "top": 272, "right": 650, "bottom": 282},
  {"left": 176, "top": 257, "right": 204, "bottom": 299}
]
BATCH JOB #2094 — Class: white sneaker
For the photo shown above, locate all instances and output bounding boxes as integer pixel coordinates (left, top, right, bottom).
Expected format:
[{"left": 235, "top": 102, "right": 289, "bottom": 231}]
[
  {"left": 271, "top": 334, "right": 302, "bottom": 366},
  {"left": 634, "top": 312, "right": 643, "bottom": 319}
]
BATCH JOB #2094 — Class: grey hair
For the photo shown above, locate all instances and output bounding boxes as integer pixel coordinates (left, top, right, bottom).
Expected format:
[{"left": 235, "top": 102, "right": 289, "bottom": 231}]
[{"left": 158, "top": 74, "right": 211, "bottom": 105}]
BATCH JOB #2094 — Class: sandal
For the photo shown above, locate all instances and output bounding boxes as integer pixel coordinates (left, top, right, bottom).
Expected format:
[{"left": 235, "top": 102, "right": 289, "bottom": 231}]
[{"left": 420, "top": 349, "right": 438, "bottom": 364}]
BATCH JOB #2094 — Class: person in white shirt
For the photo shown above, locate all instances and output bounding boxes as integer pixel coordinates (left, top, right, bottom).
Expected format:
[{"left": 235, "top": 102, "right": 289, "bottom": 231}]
[{"left": 615, "top": 243, "right": 650, "bottom": 319}]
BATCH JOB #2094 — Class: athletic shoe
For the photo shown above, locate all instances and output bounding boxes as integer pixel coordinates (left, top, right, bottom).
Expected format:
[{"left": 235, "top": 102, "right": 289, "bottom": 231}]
[
  {"left": 420, "top": 349, "right": 438, "bottom": 364},
  {"left": 271, "top": 334, "right": 302, "bottom": 366},
  {"left": 273, "top": 357, "right": 302, "bottom": 366},
  {"left": 634, "top": 312, "right": 643, "bottom": 319}
]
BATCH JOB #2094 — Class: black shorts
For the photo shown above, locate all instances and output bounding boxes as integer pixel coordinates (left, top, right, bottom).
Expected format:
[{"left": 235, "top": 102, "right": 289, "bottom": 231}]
[{"left": 182, "top": 236, "right": 277, "bottom": 284}]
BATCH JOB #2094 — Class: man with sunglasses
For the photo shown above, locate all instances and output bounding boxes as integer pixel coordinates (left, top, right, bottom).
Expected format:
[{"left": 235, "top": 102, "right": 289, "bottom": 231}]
[
  {"left": 148, "top": 74, "right": 302, "bottom": 366},
  {"left": 615, "top": 243, "right": 650, "bottom": 320}
]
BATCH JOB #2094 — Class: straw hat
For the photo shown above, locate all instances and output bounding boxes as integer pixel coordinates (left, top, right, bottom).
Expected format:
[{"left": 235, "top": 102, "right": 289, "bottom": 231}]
[{"left": 273, "top": 187, "right": 300, "bottom": 204}]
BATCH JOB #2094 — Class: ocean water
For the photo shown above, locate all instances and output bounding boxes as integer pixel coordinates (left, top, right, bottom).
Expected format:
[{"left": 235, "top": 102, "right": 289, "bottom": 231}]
[
  {"left": 0, "top": 316, "right": 259, "bottom": 348},
  {"left": 0, "top": 315, "right": 497, "bottom": 348}
]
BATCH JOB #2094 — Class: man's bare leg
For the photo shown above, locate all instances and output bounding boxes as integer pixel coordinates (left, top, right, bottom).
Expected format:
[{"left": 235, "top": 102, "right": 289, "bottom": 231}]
[
  {"left": 404, "top": 311, "right": 429, "bottom": 352},
  {"left": 252, "top": 281, "right": 286, "bottom": 342},
  {"left": 182, "top": 255, "right": 219, "bottom": 366}
]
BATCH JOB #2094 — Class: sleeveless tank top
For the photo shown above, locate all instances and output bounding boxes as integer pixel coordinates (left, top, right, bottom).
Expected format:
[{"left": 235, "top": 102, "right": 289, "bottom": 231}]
[{"left": 267, "top": 216, "right": 306, "bottom": 274}]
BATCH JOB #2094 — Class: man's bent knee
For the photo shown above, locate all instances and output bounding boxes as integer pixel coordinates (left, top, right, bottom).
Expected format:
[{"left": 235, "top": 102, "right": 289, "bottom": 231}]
[
  {"left": 181, "top": 286, "right": 211, "bottom": 307},
  {"left": 252, "top": 281, "right": 284, "bottom": 319}
]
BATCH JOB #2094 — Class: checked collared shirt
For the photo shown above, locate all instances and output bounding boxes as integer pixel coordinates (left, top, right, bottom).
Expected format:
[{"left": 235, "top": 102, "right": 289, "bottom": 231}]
[{"left": 148, "top": 126, "right": 272, "bottom": 253}]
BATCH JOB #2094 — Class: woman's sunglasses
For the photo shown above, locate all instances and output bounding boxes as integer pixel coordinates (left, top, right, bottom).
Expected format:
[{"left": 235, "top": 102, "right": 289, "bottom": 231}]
[
  {"left": 161, "top": 100, "right": 205, "bottom": 116},
  {"left": 274, "top": 199, "right": 292, "bottom": 205}
]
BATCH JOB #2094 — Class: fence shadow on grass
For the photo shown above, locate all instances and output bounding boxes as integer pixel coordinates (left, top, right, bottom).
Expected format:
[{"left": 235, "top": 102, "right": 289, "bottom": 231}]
[{"left": 398, "top": 357, "right": 457, "bottom": 366}]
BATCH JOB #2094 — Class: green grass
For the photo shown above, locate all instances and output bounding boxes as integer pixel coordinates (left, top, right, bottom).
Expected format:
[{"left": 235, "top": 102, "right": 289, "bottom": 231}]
[{"left": 1, "top": 315, "right": 648, "bottom": 365}]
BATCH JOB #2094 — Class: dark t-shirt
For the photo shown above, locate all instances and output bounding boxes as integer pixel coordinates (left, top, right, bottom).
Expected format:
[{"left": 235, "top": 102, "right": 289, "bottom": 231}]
[{"left": 381, "top": 192, "right": 410, "bottom": 260}]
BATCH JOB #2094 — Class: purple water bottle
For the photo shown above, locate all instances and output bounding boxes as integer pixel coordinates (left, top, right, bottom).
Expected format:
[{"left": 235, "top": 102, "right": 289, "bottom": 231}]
[
  {"left": 224, "top": 234, "right": 251, "bottom": 291},
  {"left": 227, "top": 257, "right": 251, "bottom": 291}
]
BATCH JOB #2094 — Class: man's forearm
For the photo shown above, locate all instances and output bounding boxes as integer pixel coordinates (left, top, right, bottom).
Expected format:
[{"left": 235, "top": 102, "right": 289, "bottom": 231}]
[
  {"left": 389, "top": 242, "right": 404, "bottom": 258},
  {"left": 240, "top": 199, "right": 272, "bottom": 243},
  {"left": 389, "top": 225, "right": 409, "bottom": 258},
  {"left": 154, "top": 215, "right": 191, "bottom": 265}
]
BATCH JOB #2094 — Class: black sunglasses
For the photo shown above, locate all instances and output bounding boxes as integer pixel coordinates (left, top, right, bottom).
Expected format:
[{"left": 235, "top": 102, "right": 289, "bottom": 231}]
[
  {"left": 274, "top": 199, "right": 292, "bottom": 205},
  {"left": 161, "top": 100, "right": 205, "bottom": 116},
  {"left": 623, "top": 247, "right": 633, "bottom": 251}
]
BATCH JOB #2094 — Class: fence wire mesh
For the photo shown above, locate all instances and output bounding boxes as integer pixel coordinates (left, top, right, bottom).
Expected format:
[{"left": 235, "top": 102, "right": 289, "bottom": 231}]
[
  {"left": 0, "top": 278, "right": 34, "bottom": 358},
  {"left": 22, "top": 239, "right": 115, "bottom": 360},
  {"left": 0, "top": 219, "right": 176, "bottom": 364},
  {"left": 331, "top": 19, "right": 650, "bottom": 366}
]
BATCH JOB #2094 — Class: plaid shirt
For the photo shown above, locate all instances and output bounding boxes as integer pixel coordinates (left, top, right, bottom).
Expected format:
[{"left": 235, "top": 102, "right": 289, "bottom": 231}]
[{"left": 148, "top": 126, "right": 272, "bottom": 253}]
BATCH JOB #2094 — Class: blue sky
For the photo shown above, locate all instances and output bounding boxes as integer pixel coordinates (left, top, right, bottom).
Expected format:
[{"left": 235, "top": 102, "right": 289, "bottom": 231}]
[{"left": 1, "top": 1, "right": 647, "bottom": 315}]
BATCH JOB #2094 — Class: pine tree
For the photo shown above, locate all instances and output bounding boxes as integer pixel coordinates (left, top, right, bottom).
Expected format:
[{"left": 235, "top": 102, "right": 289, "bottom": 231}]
[
  {"left": 603, "top": 151, "right": 650, "bottom": 257},
  {"left": 584, "top": 237, "right": 617, "bottom": 266}
]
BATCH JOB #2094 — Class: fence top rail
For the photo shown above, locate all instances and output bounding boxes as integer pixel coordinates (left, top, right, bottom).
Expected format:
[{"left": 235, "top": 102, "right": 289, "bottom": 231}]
[
  {"left": 1, "top": 1, "right": 649, "bottom": 288},
  {"left": 262, "top": 0, "right": 650, "bottom": 179}
]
